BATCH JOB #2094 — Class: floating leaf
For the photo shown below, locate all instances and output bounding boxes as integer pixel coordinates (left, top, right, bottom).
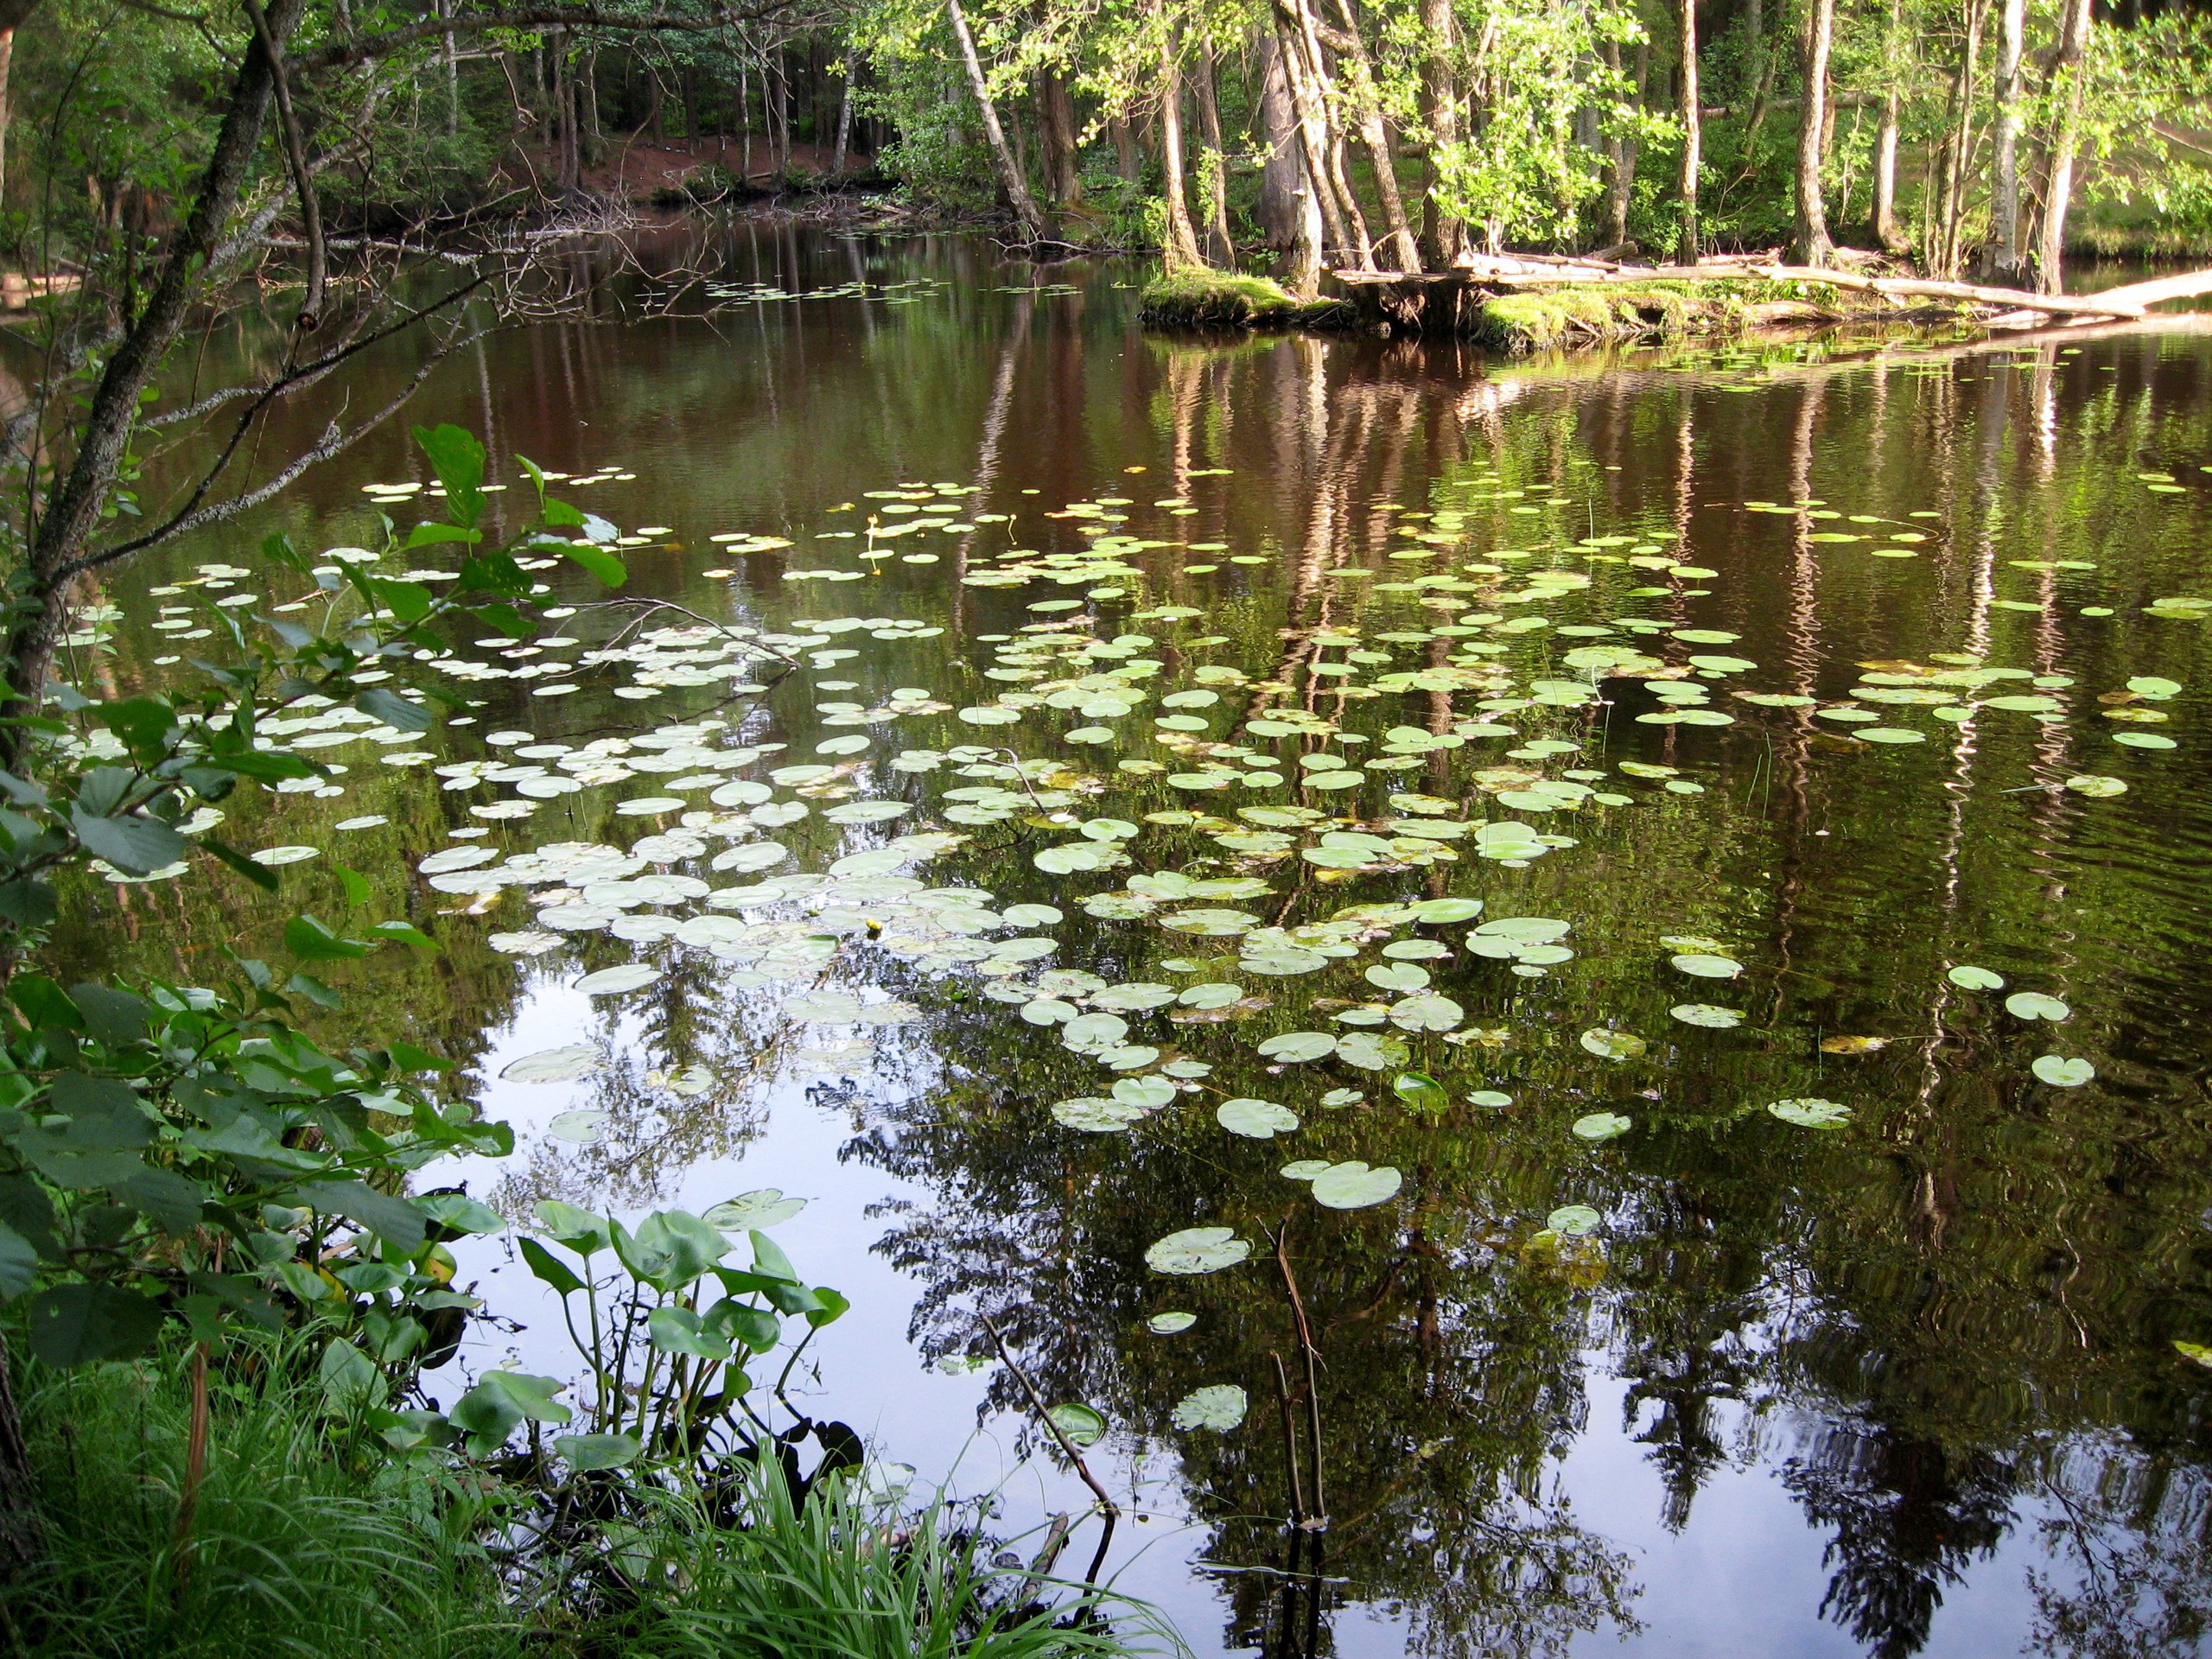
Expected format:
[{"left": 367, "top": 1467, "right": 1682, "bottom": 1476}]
[
  {"left": 1579, "top": 1028, "right": 1646, "bottom": 1061},
  {"left": 1335, "top": 1032, "right": 1409, "bottom": 1071},
  {"left": 2064, "top": 774, "right": 2126, "bottom": 798},
  {"left": 1768, "top": 1097, "right": 1851, "bottom": 1128},
  {"left": 1047, "top": 1403, "right": 1107, "bottom": 1446},
  {"left": 1571, "top": 1112, "right": 1631, "bottom": 1142},
  {"left": 1820, "top": 1035, "right": 1890, "bottom": 1055},
  {"left": 547, "top": 1109, "right": 607, "bottom": 1143},
  {"left": 574, "top": 964, "right": 661, "bottom": 995},
  {"left": 1393, "top": 1072, "right": 1450, "bottom": 1113},
  {"left": 1671, "top": 953, "right": 1743, "bottom": 979},
  {"left": 1670, "top": 1004, "right": 1742, "bottom": 1029},
  {"left": 1309, "top": 1161, "right": 1402, "bottom": 1209},
  {"left": 1546, "top": 1205, "right": 1601, "bottom": 1236},
  {"left": 1171, "top": 1383, "right": 1248, "bottom": 1432},
  {"left": 2031, "top": 1055, "right": 2094, "bottom": 1087},
  {"left": 1256, "top": 1031, "right": 1337, "bottom": 1063},
  {"left": 1948, "top": 964, "right": 2005, "bottom": 990},
  {"left": 1279, "top": 1160, "right": 1332, "bottom": 1180},
  {"left": 702, "top": 1190, "right": 807, "bottom": 1230},
  {"left": 1147, "top": 1312, "right": 1197, "bottom": 1334},
  {"left": 1145, "top": 1227, "right": 1251, "bottom": 1274},
  {"left": 1217, "top": 1097, "right": 1300, "bottom": 1138},
  {"left": 1052, "top": 1096, "right": 1144, "bottom": 1132},
  {"left": 2005, "top": 992, "right": 2070, "bottom": 1022},
  {"left": 499, "top": 1044, "right": 601, "bottom": 1083}
]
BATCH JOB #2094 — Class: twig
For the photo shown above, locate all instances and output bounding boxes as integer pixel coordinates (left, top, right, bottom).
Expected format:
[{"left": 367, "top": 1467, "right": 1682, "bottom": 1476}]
[
  {"left": 978, "top": 1313, "right": 1117, "bottom": 1521},
  {"left": 241, "top": 0, "right": 325, "bottom": 330}
]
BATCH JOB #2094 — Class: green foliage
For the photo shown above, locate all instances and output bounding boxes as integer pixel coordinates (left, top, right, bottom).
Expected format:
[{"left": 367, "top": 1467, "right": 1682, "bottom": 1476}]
[
  {"left": 6, "top": 1332, "right": 526, "bottom": 1658},
  {"left": 0, "top": 426, "right": 626, "bottom": 1371}
]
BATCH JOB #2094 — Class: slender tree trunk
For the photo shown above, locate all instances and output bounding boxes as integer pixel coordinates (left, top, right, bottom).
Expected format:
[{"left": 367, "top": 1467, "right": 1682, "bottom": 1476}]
[
  {"left": 1157, "top": 23, "right": 1205, "bottom": 268},
  {"left": 1605, "top": 40, "right": 1643, "bottom": 249},
  {"left": 1, "top": 0, "right": 306, "bottom": 763},
  {"left": 1934, "top": 0, "right": 1986, "bottom": 278},
  {"left": 1111, "top": 116, "right": 1141, "bottom": 183},
  {"left": 1872, "top": 0, "right": 1904, "bottom": 249},
  {"left": 833, "top": 58, "right": 855, "bottom": 175},
  {"left": 1192, "top": 47, "right": 1236, "bottom": 264},
  {"left": 945, "top": 0, "right": 1052, "bottom": 241},
  {"left": 582, "top": 50, "right": 601, "bottom": 161},
  {"left": 438, "top": 0, "right": 458, "bottom": 137},
  {"left": 1416, "top": 0, "right": 1462, "bottom": 267},
  {"left": 1328, "top": 0, "right": 1420, "bottom": 270},
  {"left": 1741, "top": 0, "right": 1773, "bottom": 151},
  {"left": 1792, "top": 0, "right": 1835, "bottom": 264},
  {"left": 0, "top": 29, "right": 16, "bottom": 212},
  {"left": 1256, "top": 29, "right": 1304, "bottom": 251},
  {"left": 1677, "top": 0, "right": 1700, "bottom": 262},
  {"left": 1039, "top": 66, "right": 1081, "bottom": 203},
  {"left": 1988, "top": 0, "right": 2025, "bottom": 277},
  {"left": 2031, "top": 0, "right": 2092, "bottom": 293},
  {"left": 1271, "top": 3, "right": 1358, "bottom": 264}
]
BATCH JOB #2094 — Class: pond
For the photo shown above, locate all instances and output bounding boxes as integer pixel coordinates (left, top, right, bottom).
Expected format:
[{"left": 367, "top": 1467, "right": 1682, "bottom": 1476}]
[{"left": 62, "top": 226, "right": 2212, "bottom": 1657}]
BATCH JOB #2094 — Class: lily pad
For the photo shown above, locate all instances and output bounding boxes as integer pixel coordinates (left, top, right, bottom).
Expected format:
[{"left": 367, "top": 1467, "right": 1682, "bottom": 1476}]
[
  {"left": 1580, "top": 1028, "right": 1647, "bottom": 1061},
  {"left": 1670, "top": 1004, "right": 1742, "bottom": 1029},
  {"left": 500, "top": 1044, "right": 601, "bottom": 1083},
  {"left": 1170, "top": 1383, "right": 1248, "bottom": 1432},
  {"left": 1256, "top": 1031, "right": 1338, "bottom": 1063},
  {"left": 1768, "top": 1097, "right": 1852, "bottom": 1128},
  {"left": 1145, "top": 1227, "right": 1251, "bottom": 1274},
  {"left": 1046, "top": 1403, "right": 1107, "bottom": 1447},
  {"left": 702, "top": 1190, "right": 807, "bottom": 1230},
  {"left": 574, "top": 964, "right": 662, "bottom": 995},
  {"left": 1147, "top": 1312, "right": 1197, "bottom": 1334},
  {"left": 1948, "top": 964, "right": 2005, "bottom": 990},
  {"left": 1309, "top": 1161, "right": 1403, "bottom": 1209},
  {"left": 1671, "top": 953, "right": 1743, "bottom": 979},
  {"left": 2005, "top": 991, "right": 2070, "bottom": 1021},
  {"left": 1217, "top": 1097, "right": 1300, "bottom": 1138},
  {"left": 1571, "top": 1112, "right": 1631, "bottom": 1142},
  {"left": 2032, "top": 1055, "right": 2094, "bottom": 1087},
  {"left": 547, "top": 1109, "right": 608, "bottom": 1143},
  {"left": 1546, "top": 1204, "right": 1601, "bottom": 1236}
]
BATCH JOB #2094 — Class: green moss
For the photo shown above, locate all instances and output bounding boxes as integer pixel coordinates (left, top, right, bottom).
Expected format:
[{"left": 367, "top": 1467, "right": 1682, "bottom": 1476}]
[
  {"left": 1139, "top": 269, "right": 1340, "bottom": 329},
  {"left": 1476, "top": 282, "right": 1755, "bottom": 353}
]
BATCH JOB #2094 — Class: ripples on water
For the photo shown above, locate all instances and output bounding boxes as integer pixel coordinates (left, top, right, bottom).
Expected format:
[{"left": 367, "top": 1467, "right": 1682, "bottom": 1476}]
[{"left": 57, "top": 228, "right": 2212, "bottom": 1657}]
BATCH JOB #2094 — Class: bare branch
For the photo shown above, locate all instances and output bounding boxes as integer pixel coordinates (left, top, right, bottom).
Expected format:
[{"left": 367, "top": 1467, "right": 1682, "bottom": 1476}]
[{"left": 290, "top": 4, "right": 803, "bottom": 73}]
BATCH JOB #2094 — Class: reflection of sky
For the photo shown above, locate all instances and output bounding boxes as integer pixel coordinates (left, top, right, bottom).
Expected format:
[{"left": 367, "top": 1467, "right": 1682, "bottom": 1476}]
[{"left": 440, "top": 984, "right": 2086, "bottom": 1658}]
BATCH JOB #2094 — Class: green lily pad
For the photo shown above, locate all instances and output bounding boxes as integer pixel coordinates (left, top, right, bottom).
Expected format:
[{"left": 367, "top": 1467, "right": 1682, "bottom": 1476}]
[
  {"left": 1256, "top": 1031, "right": 1337, "bottom": 1063},
  {"left": 1145, "top": 1227, "right": 1251, "bottom": 1274},
  {"left": 1046, "top": 1402, "right": 1107, "bottom": 1446},
  {"left": 1147, "top": 1312, "right": 1197, "bottom": 1334},
  {"left": 1392, "top": 1071, "right": 1450, "bottom": 1113},
  {"left": 1571, "top": 1111, "right": 1631, "bottom": 1141},
  {"left": 500, "top": 1044, "right": 601, "bottom": 1083},
  {"left": 1217, "top": 1097, "right": 1300, "bottom": 1138},
  {"left": 1546, "top": 1204, "right": 1601, "bottom": 1236},
  {"left": 1671, "top": 953, "right": 1742, "bottom": 979},
  {"left": 1309, "top": 1161, "right": 1403, "bottom": 1209},
  {"left": 1580, "top": 1028, "right": 1647, "bottom": 1061},
  {"left": 1948, "top": 964, "right": 2005, "bottom": 990},
  {"left": 1171, "top": 1383, "right": 1248, "bottom": 1431},
  {"left": 1670, "top": 1004, "right": 1742, "bottom": 1029},
  {"left": 2031, "top": 1055, "right": 2094, "bottom": 1087},
  {"left": 2005, "top": 991, "right": 2070, "bottom": 1021},
  {"left": 1768, "top": 1097, "right": 1851, "bottom": 1128}
]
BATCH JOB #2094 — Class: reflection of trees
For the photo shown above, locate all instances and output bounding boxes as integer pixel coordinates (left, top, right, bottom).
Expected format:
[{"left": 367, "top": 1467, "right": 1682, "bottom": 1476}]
[{"left": 1783, "top": 1426, "right": 2014, "bottom": 1659}]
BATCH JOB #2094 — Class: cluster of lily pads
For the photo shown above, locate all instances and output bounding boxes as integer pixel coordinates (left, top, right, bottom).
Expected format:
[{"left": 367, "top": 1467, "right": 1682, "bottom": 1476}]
[{"left": 111, "top": 440, "right": 2196, "bottom": 1446}]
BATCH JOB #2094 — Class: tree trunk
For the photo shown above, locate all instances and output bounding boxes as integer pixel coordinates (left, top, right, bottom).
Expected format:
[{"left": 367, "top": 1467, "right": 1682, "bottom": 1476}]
[
  {"left": 1792, "top": 0, "right": 1834, "bottom": 264},
  {"left": 1039, "top": 67, "right": 1081, "bottom": 204},
  {"left": 833, "top": 59, "right": 855, "bottom": 175},
  {"left": 945, "top": 0, "right": 1052, "bottom": 242},
  {"left": 1987, "top": 0, "right": 2025, "bottom": 278},
  {"left": 2031, "top": 0, "right": 2092, "bottom": 293},
  {"left": 1605, "top": 40, "right": 1643, "bottom": 249},
  {"left": 1256, "top": 29, "right": 1305, "bottom": 251},
  {"left": 1933, "top": 0, "right": 1985, "bottom": 279},
  {"left": 0, "top": 29, "right": 15, "bottom": 211},
  {"left": 1677, "top": 0, "right": 1700, "bottom": 262},
  {"left": 1741, "top": 0, "right": 1773, "bottom": 150},
  {"left": 0, "top": 0, "right": 308, "bottom": 768},
  {"left": 1872, "top": 92, "right": 1901, "bottom": 247},
  {"left": 1270, "top": 3, "right": 1357, "bottom": 264},
  {"left": 1416, "top": 0, "right": 1462, "bottom": 267},
  {"left": 1327, "top": 0, "right": 1420, "bottom": 270},
  {"left": 1157, "top": 23, "right": 1205, "bottom": 269},
  {"left": 1192, "top": 47, "right": 1236, "bottom": 264},
  {"left": 1111, "top": 116, "right": 1141, "bottom": 183}
]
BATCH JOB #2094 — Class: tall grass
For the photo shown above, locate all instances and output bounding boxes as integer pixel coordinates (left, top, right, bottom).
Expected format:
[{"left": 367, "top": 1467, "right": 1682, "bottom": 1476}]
[
  {"left": 648, "top": 1456, "right": 1182, "bottom": 1659},
  {"left": 3, "top": 1335, "right": 527, "bottom": 1659},
  {"left": 0, "top": 1335, "right": 1179, "bottom": 1659}
]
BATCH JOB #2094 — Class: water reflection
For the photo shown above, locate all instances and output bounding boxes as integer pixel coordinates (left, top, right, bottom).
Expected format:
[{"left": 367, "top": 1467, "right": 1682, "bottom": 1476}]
[{"left": 55, "top": 229, "right": 2212, "bottom": 1656}]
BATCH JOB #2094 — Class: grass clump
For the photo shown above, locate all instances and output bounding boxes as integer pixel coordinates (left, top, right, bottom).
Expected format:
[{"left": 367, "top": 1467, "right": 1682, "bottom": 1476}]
[
  {"left": 1139, "top": 269, "right": 1308, "bottom": 327},
  {"left": 1476, "top": 282, "right": 1751, "bottom": 353}
]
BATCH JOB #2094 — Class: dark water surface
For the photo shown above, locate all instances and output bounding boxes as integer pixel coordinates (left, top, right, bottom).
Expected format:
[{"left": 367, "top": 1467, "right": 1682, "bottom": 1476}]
[{"left": 69, "top": 228, "right": 2212, "bottom": 1656}]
